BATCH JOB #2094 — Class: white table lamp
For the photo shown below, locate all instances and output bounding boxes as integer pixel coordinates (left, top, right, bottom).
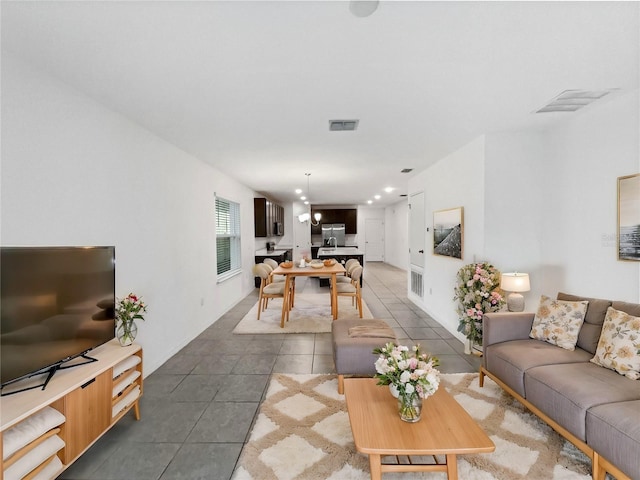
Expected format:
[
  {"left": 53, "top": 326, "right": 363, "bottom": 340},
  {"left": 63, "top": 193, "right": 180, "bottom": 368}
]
[{"left": 500, "top": 272, "right": 530, "bottom": 312}]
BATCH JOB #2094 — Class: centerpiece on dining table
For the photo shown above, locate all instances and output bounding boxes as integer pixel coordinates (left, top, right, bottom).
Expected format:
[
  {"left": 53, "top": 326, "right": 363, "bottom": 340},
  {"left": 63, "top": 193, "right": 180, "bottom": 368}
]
[{"left": 373, "top": 342, "right": 440, "bottom": 422}]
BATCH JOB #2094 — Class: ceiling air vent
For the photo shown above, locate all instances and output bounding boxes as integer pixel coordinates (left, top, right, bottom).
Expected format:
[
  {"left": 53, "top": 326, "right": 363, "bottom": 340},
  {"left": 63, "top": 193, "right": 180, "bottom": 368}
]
[
  {"left": 401, "top": 168, "right": 413, "bottom": 173},
  {"left": 329, "top": 120, "right": 359, "bottom": 131},
  {"left": 535, "top": 89, "right": 615, "bottom": 113}
]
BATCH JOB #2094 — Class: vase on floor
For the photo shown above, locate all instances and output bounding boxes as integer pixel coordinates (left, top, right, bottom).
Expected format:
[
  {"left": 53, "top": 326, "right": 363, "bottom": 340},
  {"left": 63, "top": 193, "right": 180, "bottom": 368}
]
[
  {"left": 398, "top": 393, "right": 422, "bottom": 423},
  {"left": 116, "top": 321, "right": 137, "bottom": 346}
]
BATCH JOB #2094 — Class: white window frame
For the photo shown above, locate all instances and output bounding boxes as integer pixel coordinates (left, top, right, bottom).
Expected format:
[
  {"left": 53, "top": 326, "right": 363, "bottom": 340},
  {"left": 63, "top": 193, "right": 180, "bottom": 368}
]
[{"left": 215, "top": 195, "right": 242, "bottom": 282}]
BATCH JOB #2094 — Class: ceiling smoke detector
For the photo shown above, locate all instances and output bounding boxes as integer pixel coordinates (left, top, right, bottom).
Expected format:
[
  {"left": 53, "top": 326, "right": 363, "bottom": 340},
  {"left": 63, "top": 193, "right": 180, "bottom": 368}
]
[
  {"left": 535, "top": 89, "right": 615, "bottom": 113},
  {"left": 329, "top": 120, "right": 359, "bottom": 131}
]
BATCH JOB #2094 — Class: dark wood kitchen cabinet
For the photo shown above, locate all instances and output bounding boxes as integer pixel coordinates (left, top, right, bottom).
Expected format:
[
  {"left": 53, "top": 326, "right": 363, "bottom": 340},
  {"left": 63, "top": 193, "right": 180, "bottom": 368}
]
[
  {"left": 310, "top": 208, "right": 358, "bottom": 234},
  {"left": 255, "top": 198, "right": 284, "bottom": 237}
]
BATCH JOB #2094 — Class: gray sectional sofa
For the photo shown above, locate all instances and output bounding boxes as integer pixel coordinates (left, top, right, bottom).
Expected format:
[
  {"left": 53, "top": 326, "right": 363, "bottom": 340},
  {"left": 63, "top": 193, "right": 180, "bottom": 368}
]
[{"left": 479, "top": 293, "right": 640, "bottom": 480}]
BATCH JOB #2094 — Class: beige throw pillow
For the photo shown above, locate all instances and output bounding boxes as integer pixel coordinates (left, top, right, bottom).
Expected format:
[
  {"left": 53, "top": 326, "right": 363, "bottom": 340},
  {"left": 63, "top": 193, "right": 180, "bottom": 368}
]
[
  {"left": 591, "top": 307, "right": 640, "bottom": 380},
  {"left": 529, "top": 295, "right": 588, "bottom": 350}
]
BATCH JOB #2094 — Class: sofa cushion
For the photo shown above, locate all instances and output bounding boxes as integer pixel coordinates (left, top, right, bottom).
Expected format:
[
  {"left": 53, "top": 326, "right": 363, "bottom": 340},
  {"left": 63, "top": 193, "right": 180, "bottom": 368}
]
[
  {"left": 586, "top": 400, "right": 640, "bottom": 480},
  {"left": 484, "top": 339, "right": 592, "bottom": 398},
  {"left": 524, "top": 362, "right": 640, "bottom": 441},
  {"left": 529, "top": 295, "right": 588, "bottom": 350},
  {"left": 612, "top": 300, "right": 640, "bottom": 317},
  {"left": 591, "top": 307, "right": 640, "bottom": 380},
  {"left": 557, "top": 292, "right": 613, "bottom": 354}
]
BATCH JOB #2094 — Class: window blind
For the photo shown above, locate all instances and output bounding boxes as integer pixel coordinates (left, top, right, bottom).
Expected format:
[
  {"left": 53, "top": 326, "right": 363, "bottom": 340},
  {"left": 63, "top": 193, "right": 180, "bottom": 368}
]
[{"left": 215, "top": 196, "right": 241, "bottom": 280}]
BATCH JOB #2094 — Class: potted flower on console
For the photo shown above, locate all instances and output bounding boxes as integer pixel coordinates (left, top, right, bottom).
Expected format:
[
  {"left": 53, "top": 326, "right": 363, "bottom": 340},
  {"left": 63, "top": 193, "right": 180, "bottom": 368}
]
[{"left": 115, "top": 293, "right": 147, "bottom": 346}]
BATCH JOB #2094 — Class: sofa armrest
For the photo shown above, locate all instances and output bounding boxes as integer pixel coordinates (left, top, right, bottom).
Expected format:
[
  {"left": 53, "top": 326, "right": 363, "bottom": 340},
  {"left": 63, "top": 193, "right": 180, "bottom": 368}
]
[{"left": 483, "top": 312, "right": 535, "bottom": 348}]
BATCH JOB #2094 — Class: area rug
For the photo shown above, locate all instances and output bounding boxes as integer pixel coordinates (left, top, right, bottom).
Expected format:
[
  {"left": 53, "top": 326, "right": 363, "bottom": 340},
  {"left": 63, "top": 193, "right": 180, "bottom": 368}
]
[
  {"left": 232, "top": 294, "right": 373, "bottom": 334},
  {"left": 232, "top": 373, "right": 593, "bottom": 480}
]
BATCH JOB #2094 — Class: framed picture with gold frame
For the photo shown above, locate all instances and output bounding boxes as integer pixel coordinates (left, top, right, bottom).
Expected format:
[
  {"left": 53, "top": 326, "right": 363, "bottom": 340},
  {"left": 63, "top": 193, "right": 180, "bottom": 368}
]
[
  {"left": 618, "top": 173, "right": 640, "bottom": 261},
  {"left": 433, "top": 207, "right": 464, "bottom": 259}
]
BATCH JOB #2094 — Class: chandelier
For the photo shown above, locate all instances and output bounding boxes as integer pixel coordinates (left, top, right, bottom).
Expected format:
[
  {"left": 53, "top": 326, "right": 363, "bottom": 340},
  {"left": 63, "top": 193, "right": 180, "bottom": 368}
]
[{"left": 298, "top": 173, "right": 321, "bottom": 226}]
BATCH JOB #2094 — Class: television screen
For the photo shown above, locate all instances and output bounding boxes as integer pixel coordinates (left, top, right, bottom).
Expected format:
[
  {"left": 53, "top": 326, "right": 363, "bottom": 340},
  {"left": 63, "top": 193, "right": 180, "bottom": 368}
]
[{"left": 1, "top": 246, "right": 116, "bottom": 389}]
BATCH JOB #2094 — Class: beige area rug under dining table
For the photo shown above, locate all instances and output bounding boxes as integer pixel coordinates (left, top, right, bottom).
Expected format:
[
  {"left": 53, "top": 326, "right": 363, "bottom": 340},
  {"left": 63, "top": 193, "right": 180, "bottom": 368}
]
[
  {"left": 232, "top": 293, "right": 373, "bottom": 334},
  {"left": 232, "top": 373, "right": 593, "bottom": 480}
]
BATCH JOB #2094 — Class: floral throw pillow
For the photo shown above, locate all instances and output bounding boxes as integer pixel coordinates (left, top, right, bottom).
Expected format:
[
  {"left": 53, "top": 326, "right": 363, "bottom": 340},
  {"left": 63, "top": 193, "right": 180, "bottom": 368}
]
[
  {"left": 591, "top": 307, "right": 640, "bottom": 380},
  {"left": 529, "top": 295, "right": 588, "bottom": 350}
]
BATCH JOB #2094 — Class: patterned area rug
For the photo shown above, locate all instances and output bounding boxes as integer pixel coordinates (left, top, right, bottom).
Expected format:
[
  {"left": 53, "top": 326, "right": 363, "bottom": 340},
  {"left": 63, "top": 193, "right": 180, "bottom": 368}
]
[
  {"left": 232, "top": 294, "right": 373, "bottom": 334},
  {"left": 232, "top": 373, "right": 593, "bottom": 480}
]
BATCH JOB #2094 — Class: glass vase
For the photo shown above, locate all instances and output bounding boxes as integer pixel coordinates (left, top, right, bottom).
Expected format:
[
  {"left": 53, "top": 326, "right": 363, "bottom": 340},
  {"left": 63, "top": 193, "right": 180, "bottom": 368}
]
[
  {"left": 398, "top": 393, "right": 422, "bottom": 423},
  {"left": 116, "top": 321, "right": 137, "bottom": 346}
]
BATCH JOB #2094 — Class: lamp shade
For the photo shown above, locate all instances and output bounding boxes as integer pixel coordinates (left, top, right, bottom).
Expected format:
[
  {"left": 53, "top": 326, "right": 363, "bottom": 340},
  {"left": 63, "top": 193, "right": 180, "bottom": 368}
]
[
  {"left": 298, "top": 212, "right": 310, "bottom": 223},
  {"left": 500, "top": 272, "right": 530, "bottom": 292}
]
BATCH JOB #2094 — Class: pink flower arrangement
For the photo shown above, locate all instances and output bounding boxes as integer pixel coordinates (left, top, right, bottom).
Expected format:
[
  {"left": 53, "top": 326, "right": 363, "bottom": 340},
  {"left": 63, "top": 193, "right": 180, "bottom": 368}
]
[{"left": 454, "top": 263, "right": 505, "bottom": 345}]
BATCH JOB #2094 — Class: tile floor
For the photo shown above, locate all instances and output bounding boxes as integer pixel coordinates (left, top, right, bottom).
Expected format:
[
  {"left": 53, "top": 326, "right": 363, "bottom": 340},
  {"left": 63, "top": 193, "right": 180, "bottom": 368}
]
[{"left": 60, "top": 262, "right": 480, "bottom": 480}]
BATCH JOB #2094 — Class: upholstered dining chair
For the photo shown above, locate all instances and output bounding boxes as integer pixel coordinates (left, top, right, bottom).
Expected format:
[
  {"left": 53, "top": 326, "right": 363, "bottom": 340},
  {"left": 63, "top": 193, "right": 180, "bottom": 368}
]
[
  {"left": 332, "top": 265, "right": 363, "bottom": 318},
  {"left": 263, "top": 258, "right": 279, "bottom": 269},
  {"left": 336, "top": 259, "right": 360, "bottom": 284},
  {"left": 261, "top": 260, "right": 285, "bottom": 284},
  {"left": 253, "top": 263, "right": 291, "bottom": 321}
]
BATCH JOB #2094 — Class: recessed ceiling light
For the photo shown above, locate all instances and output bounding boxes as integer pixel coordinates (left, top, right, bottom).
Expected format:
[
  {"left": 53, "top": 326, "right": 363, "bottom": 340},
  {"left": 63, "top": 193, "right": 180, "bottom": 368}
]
[
  {"left": 295, "top": 189, "right": 302, "bottom": 194},
  {"left": 374, "top": 194, "right": 381, "bottom": 200},
  {"left": 304, "top": 200, "right": 309, "bottom": 205},
  {"left": 384, "top": 187, "right": 394, "bottom": 193},
  {"left": 300, "top": 196, "right": 306, "bottom": 201},
  {"left": 367, "top": 200, "right": 373, "bottom": 204}
]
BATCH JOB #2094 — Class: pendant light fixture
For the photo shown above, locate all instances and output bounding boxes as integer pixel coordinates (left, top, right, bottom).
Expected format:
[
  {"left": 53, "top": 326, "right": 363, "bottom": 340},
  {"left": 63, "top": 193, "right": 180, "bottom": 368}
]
[{"left": 298, "top": 173, "right": 322, "bottom": 225}]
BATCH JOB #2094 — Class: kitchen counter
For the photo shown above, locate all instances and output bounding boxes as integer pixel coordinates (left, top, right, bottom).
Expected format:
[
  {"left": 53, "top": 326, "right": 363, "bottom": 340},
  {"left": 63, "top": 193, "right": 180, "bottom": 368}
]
[
  {"left": 255, "top": 249, "right": 288, "bottom": 256},
  {"left": 317, "top": 247, "right": 363, "bottom": 286},
  {"left": 318, "top": 247, "right": 360, "bottom": 256}
]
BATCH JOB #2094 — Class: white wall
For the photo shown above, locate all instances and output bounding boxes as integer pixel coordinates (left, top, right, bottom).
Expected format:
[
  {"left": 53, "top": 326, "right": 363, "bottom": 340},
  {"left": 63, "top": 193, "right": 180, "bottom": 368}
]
[
  {"left": 1, "top": 56, "right": 257, "bottom": 375},
  {"left": 408, "top": 90, "right": 639, "bottom": 341},
  {"left": 483, "top": 131, "right": 547, "bottom": 307},
  {"left": 384, "top": 200, "right": 409, "bottom": 270},
  {"left": 408, "top": 137, "right": 486, "bottom": 339},
  {"left": 539, "top": 90, "right": 640, "bottom": 301}
]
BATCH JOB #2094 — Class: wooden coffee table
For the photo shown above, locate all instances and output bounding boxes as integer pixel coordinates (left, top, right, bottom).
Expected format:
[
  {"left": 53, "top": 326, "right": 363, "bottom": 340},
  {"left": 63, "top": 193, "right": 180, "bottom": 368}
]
[{"left": 344, "top": 378, "right": 495, "bottom": 480}]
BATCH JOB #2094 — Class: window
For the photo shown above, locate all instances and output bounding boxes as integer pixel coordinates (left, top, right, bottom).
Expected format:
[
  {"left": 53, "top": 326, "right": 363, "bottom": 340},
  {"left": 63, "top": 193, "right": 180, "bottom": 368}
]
[{"left": 215, "top": 196, "right": 241, "bottom": 281}]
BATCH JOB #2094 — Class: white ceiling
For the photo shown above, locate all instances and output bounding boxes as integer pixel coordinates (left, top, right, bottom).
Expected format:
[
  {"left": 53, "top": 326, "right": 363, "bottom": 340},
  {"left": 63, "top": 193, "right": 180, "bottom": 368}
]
[{"left": 2, "top": 1, "right": 638, "bottom": 206}]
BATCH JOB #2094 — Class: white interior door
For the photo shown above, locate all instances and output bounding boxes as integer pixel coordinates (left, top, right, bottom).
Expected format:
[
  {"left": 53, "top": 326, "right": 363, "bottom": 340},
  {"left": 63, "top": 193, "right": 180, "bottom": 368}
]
[
  {"left": 409, "top": 192, "right": 425, "bottom": 268},
  {"left": 365, "top": 218, "right": 384, "bottom": 261}
]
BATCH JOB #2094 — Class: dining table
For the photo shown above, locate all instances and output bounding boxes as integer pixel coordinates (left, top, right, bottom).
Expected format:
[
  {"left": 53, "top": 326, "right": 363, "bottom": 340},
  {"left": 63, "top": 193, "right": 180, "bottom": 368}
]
[{"left": 270, "top": 262, "right": 347, "bottom": 328}]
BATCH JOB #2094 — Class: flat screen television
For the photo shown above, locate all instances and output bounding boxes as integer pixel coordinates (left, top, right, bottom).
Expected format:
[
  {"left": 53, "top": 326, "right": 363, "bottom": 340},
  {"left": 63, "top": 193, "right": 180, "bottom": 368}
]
[{"left": 1, "top": 246, "right": 116, "bottom": 394}]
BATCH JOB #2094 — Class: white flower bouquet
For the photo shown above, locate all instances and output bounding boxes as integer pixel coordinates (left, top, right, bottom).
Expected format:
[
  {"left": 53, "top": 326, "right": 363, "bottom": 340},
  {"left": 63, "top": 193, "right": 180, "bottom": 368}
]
[{"left": 373, "top": 343, "right": 440, "bottom": 421}]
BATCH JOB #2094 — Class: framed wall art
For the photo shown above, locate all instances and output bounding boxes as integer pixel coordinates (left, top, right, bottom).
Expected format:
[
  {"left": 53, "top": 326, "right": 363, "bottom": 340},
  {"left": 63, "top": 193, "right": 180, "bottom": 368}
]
[
  {"left": 618, "top": 173, "right": 640, "bottom": 261},
  {"left": 433, "top": 207, "right": 463, "bottom": 259}
]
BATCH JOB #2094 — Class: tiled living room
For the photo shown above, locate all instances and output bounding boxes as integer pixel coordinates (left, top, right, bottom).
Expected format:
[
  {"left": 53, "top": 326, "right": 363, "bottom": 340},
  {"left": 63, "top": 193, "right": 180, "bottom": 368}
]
[
  {"left": 58, "top": 263, "right": 481, "bottom": 480},
  {"left": 1, "top": 2, "right": 639, "bottom": 480}
]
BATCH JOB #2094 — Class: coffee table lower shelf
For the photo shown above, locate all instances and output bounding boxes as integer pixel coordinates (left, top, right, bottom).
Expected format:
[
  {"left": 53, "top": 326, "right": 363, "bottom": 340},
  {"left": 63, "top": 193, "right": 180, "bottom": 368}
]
[{"left": 343, "top": 378, "right": 495, "bottom": 480}]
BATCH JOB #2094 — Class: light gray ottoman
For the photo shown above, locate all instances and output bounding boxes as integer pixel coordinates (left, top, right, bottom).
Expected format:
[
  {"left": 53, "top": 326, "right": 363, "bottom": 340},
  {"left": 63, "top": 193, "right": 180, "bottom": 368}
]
[{"left": 332, "top": 319, "right": 397, "bottom": 394}]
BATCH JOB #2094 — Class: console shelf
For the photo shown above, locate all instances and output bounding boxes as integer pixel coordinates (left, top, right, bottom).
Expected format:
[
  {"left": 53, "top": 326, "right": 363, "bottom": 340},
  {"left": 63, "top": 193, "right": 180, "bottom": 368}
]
[{"left": 1, "top": 340, "right": 143, "bottom": 480}]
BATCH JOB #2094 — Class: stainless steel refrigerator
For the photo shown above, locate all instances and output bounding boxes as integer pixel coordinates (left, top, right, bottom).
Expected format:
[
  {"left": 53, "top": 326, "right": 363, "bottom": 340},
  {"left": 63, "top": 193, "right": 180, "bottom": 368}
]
[{"left": 321, "top": 224, "right": 345, "bottom": 247}]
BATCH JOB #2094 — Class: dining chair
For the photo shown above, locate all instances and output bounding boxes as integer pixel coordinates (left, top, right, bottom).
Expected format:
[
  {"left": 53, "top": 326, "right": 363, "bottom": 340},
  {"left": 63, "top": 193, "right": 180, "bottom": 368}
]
[
  {"left": 332, "top": 265, "right": 363, "bottom": 318},
  {"left": 336, "top": 259, "right": 360, "bottom": 284},
  {"left": 253, "top": 264, "right": 291, "bottom": 321},
  {"left": 261, "top": 261, "right": 286, "bottom": 284},
  {"left": 263, "top": 258, "right": 279, "bottom": 269}
]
